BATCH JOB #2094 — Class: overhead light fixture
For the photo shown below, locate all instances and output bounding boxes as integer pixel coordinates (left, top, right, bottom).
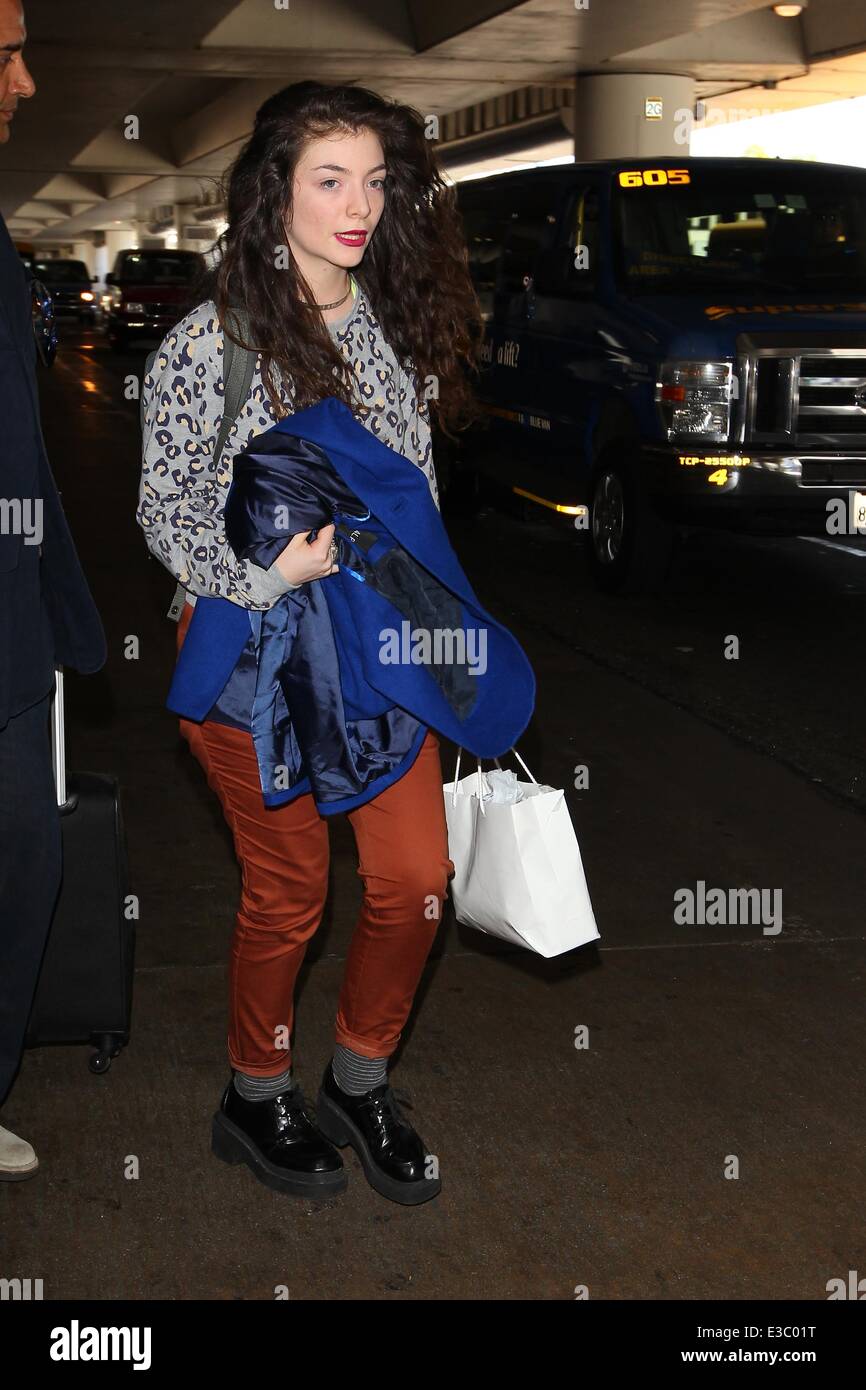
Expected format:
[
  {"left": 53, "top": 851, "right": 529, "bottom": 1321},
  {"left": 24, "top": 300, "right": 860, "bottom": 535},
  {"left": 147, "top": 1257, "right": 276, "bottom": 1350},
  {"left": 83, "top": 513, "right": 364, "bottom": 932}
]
[{"left": 773, "top": 3, "right": 805, "bottom": 15}]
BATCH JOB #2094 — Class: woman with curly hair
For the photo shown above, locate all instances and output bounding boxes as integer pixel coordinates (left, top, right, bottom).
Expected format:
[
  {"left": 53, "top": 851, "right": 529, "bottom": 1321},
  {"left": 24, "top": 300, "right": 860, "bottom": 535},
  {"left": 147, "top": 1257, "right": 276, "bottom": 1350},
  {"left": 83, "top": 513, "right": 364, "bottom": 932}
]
[{"left": 138, "top": 81, "right": 483, "bottom": 1206}]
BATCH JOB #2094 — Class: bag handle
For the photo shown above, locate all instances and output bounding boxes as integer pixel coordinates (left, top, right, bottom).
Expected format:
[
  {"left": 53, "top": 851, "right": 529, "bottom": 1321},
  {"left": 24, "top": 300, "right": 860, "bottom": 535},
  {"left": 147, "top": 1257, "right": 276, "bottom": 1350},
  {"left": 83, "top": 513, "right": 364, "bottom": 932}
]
[{"left": 449, "top": 745, "right": 538, "bottom": 815}]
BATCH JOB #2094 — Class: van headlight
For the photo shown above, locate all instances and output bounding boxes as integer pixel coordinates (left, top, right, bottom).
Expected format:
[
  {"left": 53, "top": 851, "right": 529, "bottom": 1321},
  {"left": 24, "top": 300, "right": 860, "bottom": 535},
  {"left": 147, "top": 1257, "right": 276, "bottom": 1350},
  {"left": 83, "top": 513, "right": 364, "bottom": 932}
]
[{"left": 656, "top": 361, "right": 734, "bottom": 442}]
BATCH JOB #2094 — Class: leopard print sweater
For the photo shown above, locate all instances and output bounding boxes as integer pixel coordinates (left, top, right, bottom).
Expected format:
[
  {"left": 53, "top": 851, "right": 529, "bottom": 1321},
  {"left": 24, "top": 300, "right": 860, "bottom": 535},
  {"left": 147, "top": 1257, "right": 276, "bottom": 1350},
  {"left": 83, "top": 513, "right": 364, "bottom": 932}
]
[{"left": 137, "top": 282, "right": 440, "bottom": 611}]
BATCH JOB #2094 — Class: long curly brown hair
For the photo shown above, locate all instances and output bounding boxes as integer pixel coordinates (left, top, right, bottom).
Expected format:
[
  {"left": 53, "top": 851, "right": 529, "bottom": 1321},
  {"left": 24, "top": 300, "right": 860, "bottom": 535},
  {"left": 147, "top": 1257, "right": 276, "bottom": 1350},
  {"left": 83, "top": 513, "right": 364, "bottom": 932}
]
[{"left": 197, "top": 80, "right": 484, "bottom": 442}]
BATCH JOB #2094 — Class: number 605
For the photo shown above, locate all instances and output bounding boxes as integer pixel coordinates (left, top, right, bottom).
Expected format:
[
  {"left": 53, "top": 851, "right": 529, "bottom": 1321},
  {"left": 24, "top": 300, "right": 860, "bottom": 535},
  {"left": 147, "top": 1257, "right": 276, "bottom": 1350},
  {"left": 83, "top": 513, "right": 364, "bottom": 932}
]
[{"left": 618, "top": 169, "right": 691, "bottom": 187}]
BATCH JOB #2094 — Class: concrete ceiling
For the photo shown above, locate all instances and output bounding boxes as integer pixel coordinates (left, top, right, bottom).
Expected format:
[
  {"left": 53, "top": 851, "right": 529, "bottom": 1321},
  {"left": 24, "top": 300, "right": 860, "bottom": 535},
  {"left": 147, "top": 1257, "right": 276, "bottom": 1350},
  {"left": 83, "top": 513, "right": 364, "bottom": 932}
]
[{"left": 3, "top": 0, "right": 866, "bottom": 241}]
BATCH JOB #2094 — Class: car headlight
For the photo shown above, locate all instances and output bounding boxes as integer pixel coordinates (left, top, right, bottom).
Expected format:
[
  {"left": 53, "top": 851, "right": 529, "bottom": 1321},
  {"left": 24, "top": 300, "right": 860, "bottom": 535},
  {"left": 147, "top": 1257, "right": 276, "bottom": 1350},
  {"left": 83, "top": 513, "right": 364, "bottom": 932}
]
[
  {"left": 79, "top": 291, "right": 95, "bottom": 302},
  {"left": 656, "top": 361, "right": 735, "bottom": 443},
  {"left": 123, "top": 301, "right": 145, "bottom": 314}
]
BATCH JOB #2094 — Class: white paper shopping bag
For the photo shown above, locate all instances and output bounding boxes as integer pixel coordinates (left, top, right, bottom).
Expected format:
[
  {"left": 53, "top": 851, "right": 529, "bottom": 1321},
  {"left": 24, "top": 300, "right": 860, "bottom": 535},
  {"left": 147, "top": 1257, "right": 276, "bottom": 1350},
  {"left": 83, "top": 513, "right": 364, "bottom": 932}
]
[{"left": 443, "top": 747, "right": 600, "bottom": 958}]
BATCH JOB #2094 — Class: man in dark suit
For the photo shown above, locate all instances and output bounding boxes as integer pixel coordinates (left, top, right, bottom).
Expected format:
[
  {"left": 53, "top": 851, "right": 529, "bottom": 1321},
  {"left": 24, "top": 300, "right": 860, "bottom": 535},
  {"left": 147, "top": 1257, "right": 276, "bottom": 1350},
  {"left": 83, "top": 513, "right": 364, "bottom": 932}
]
[{"left": 0, "top": 0, "right": 107, "bottom": 1178}]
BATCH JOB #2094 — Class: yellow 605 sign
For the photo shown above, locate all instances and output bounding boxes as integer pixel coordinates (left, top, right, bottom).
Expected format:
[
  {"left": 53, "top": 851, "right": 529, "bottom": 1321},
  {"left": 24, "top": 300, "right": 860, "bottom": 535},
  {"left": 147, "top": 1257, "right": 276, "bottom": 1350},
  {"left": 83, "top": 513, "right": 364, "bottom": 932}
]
[{"left": 618, "top": 169, "right": 691, "bottom": 188}]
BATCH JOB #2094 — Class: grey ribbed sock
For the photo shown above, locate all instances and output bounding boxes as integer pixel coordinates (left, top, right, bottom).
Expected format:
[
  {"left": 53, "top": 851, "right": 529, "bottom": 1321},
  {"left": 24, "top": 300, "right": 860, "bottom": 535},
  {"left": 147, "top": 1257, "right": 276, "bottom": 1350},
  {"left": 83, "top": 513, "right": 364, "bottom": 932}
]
[
  {"left": 232, "top": 1065, "right": 295, "bottom": 1102},
  {"left": 332, "top": 1043, "right": 388, "bottom": 1095}
]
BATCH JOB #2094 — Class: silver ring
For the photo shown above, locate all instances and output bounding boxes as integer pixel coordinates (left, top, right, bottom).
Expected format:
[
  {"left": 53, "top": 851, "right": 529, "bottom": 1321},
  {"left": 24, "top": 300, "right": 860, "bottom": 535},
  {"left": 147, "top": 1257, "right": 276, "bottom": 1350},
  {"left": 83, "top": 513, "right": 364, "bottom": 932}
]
[{"left": 328, "top": 539, "right": 339, "bottom": 565}]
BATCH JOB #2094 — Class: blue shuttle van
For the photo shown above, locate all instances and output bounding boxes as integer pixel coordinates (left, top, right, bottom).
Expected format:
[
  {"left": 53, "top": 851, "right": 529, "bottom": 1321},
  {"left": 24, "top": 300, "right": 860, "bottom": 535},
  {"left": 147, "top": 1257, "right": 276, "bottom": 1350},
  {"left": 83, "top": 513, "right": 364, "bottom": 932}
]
[{"left": 444, "top": 157, "right": 866, "bottom": 590}]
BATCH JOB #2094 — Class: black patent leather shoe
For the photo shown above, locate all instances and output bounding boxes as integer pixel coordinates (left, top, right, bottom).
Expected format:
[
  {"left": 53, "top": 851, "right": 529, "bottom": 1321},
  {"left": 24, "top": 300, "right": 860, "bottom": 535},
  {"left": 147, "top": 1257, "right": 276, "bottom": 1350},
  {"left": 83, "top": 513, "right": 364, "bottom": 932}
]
[
  {"left": 211, "top": 1078, "right": 347, "bottom": 1197},
  {"left": 316, "top": 1061, "right": 441, "bottom": 1206}
]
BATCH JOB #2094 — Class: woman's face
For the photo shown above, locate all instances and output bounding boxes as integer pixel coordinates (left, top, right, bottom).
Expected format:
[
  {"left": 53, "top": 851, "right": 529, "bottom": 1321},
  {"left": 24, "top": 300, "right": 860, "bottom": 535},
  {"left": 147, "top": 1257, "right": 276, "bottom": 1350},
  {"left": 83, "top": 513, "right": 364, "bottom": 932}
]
[{"left": 284, "top": 126, "right": 387, "bottom": 278}]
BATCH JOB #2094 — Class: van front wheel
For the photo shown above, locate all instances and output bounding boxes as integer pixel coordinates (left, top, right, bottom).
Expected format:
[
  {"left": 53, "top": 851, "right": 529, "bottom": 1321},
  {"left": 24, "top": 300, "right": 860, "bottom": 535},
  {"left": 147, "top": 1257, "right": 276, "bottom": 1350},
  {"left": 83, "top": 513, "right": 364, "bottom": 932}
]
[{"left": 588, "top": 457, "right": 674, "bottom": 593}]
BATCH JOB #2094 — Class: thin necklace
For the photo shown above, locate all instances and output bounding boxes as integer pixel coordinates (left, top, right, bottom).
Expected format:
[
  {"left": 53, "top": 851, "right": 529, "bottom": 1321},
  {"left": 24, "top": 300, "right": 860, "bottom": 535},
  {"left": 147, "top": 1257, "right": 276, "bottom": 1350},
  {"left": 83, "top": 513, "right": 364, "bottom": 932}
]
[{"left": 315, "top": 273, "right": 357, "bottom": 311}]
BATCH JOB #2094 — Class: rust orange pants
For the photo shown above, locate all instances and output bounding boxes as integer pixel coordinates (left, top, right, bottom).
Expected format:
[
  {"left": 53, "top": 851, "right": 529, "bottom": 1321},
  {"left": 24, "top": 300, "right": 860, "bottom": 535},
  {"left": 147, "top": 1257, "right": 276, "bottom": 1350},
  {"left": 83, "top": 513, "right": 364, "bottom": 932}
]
[{"left": 175, "top": 600, "right": 454, "bottom": 1076}]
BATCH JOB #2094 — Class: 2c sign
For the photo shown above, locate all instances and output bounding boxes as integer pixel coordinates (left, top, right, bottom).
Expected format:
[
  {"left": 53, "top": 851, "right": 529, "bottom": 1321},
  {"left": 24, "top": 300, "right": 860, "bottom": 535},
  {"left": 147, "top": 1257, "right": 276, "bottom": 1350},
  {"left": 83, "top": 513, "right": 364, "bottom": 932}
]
[{"left": 618, "top": 169, "right": 691, "bottom": 188}]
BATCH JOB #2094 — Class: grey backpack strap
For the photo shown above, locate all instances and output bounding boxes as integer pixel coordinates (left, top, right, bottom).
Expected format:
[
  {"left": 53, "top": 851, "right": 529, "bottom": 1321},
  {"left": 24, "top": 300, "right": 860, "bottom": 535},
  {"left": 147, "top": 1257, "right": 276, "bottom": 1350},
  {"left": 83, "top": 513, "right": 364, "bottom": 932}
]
[
  {"left": 213, "top": 305, "right": 256, "bottom": 470},
  {"left": 165, "top": 305, "right": 257, "bottom": 622}
]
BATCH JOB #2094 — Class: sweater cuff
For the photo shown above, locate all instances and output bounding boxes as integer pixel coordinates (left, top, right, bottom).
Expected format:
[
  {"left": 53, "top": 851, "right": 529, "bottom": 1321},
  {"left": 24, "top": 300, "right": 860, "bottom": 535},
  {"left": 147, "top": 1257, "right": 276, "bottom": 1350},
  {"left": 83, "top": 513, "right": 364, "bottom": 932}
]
[{"left": 243, "top": 555, "right": 303, "bottom": 602}]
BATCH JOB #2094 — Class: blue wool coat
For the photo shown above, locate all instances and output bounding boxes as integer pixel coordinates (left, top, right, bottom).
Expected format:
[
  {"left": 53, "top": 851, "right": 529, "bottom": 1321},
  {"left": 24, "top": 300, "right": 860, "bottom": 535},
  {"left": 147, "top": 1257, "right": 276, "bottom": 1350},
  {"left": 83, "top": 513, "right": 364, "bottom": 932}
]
[{"left": 166, "top": 396, "right": 535, "bottom": 813}]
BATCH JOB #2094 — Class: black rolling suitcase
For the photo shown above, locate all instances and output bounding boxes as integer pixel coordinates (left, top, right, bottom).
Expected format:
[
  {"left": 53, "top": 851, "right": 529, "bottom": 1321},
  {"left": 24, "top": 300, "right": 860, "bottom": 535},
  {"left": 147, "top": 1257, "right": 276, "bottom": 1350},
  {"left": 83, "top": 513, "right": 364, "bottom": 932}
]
[{"left": 24, "top": 666, "right": 134, "bottom": 1073}]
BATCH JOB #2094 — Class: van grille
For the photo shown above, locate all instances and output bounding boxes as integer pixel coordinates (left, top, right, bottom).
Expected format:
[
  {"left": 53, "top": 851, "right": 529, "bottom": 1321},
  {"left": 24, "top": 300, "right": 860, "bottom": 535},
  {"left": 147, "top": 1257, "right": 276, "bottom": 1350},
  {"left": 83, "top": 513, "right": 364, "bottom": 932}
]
[
  {"left": 798, "top": 357, "right": 866, "bottom": 434},
  {"left": 741, "top": 340, "right": 866, "bottom": 446}
]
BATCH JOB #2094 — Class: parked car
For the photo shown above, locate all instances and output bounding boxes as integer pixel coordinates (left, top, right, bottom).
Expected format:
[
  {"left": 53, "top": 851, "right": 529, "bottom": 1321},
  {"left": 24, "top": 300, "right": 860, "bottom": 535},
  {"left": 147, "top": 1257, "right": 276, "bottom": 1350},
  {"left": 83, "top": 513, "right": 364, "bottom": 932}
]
[
  {"left": 30, "top": 258, "right": 98, "bottom": 324},
  {"left": 104, "top": 248, "right": 205, "bottom": 352},
  {"left": 445, "top": 157, "right": 866, "bottom": 590},
  {"left": 28, "top": 273, "right": 58, "bottom": 367}
]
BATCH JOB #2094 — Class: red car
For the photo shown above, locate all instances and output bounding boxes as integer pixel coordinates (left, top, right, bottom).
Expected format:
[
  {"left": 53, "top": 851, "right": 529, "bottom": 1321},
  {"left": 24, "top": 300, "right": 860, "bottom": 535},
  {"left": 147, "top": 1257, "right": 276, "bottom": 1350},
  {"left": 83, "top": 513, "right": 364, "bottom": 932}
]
[{"left": 105, "top": 248, "right": 205, "bottom": 352}]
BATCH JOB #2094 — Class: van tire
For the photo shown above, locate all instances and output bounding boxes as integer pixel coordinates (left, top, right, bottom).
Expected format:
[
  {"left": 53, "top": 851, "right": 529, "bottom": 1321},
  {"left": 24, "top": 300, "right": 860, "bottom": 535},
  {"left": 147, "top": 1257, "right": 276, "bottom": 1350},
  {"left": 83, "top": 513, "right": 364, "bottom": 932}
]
[{"left": 588, "top": 453, "right": 674, "bottom": 594}]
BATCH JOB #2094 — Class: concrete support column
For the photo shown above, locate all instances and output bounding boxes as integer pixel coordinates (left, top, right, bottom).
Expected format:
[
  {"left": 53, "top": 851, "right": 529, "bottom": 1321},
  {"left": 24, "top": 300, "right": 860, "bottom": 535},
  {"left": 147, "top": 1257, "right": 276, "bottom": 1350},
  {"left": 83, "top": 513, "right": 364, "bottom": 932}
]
[
  {"left": 571, "top": 74, "right": 696, "bottom": 159},
  {"left": 92, "top": 242, "right": 110, "bottom": 281},
  {"left": 104, "top": 225, "right": 136, "bottom": 272},
  {"left": 72, "top": 240, "right": 95, "bottom": 274},
  {"left": 169, "top": 202, "right": 187, "bottom": 250}
]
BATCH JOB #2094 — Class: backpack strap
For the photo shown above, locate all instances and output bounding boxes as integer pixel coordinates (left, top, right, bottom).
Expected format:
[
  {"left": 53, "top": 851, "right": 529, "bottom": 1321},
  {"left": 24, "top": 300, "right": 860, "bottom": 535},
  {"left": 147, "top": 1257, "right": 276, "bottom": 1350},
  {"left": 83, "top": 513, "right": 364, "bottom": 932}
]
[
  {"left": 213, "top": 304, "right": 256, "bottom": 471},
  {"left": 164, "top": 304, "right": 257, "bottom": 622}
]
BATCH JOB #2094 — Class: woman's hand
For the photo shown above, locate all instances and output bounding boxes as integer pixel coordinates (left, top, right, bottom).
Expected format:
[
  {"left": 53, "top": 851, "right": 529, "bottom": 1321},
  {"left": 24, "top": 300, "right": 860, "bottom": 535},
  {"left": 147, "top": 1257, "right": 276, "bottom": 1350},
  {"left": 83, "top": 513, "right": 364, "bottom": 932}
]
[{"left": 272, "top": 522, "right": 339, "bottom": 585}]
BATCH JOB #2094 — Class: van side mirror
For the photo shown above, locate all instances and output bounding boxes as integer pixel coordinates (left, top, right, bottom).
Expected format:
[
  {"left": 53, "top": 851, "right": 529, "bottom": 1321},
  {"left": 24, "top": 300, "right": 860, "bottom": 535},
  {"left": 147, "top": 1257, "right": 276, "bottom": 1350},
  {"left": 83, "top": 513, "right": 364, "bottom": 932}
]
[
  {"left": 499, "top": 252, "right": 536, "bottom": 296},
  {"left": 105, "top": 273, "right": 115, "bottom": 286}
]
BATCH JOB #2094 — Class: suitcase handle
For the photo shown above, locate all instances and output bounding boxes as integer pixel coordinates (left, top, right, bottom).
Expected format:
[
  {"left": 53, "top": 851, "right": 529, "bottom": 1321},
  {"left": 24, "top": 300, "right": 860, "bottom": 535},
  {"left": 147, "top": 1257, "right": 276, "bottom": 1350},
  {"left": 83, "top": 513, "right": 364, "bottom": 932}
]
[{"left": 50, "top": 665, "right": 78, "bottom": 814}]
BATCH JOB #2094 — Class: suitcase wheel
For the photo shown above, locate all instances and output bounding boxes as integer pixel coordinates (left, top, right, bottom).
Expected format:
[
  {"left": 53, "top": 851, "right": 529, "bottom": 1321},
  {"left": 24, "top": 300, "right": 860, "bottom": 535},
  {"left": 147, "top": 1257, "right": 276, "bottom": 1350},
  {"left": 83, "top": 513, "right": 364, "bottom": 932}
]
[{"left": 88, "top": 1034, "right": 126, "bottom": 1074}]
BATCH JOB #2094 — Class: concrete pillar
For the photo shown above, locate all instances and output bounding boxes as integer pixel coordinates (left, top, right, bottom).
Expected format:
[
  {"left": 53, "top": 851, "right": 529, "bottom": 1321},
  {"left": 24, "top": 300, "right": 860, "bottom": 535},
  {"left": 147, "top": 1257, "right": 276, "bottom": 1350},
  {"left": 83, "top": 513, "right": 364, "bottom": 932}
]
[
  {"left": 72, "top": 241, "right": 94, "bottom": 275},
  {"left": 166, "top": 202, "right": 184, "bottom": 250},
  {"left": 570, "top": 74, "right": 695, "bottom": 159},
  {"left": 104, "top": 225, "right": 136, "bottom": 274},
  {"left": 92, "top": 243, "right": 110, "bottom": 281}
]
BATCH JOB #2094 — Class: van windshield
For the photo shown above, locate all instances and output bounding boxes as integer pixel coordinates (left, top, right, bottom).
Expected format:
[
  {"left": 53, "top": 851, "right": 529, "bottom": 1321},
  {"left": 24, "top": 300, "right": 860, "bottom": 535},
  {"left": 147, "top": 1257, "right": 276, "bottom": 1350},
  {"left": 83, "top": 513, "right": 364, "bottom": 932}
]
[
  {"left": 117, "top": 253, "right": 200, "bottom": 284},
  {"left": 613, "top": 166, "right": 866, "bottom": 296},
  {"left": 32, "top": 260, "right": 89, "bottom": 282}
]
